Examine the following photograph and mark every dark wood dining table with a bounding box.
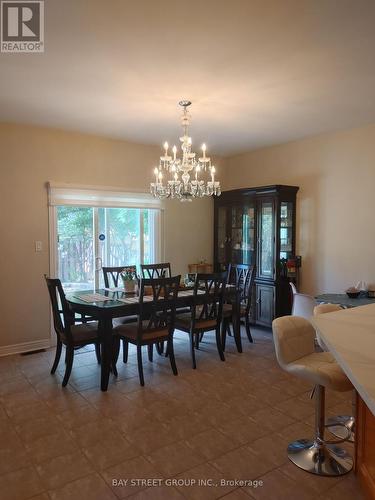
[66,287,239,391]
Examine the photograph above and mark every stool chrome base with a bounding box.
[327,415,355,443]
[287,439,353,476]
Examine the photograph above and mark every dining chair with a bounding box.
[141,262,171,279]
[175,272,227,369]
[222,264,256,350]
[102,265,137,288]
[45,276,117,387]
[102,265,139,362]
[112,275,181,386]
[141,262,190,357]
[141,263,170,357]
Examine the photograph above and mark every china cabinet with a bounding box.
[214,185,299,327]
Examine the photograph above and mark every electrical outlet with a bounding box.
[35,241,43,252]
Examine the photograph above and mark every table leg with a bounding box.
[99,317,113,391]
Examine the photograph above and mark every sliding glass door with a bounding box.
[56,206,160,291]
[57,206,95,290]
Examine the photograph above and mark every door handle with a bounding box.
[95,257,102,271]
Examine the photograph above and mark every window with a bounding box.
[49,184,163,290]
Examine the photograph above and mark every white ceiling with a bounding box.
[1,0,375,155]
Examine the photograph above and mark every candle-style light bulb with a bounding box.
[172,145,177,160]
[195,165,200,181]
[211,166,215,182]
[158,171,163,182]
[163,141,169,153]
[202,143,206,158]
[154,167,158,183]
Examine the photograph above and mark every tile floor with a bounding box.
[0,326,363,500]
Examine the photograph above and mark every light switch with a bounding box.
[35,241,43,252]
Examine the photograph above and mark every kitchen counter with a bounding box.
[316,292,375,309]
[313,304,375,499]
[312,303,375,416]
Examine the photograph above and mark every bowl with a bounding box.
[346,290,361,298]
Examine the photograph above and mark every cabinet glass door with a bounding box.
[230,205,255,265]
[217,206,227,265]
[258,200,274,278]
[280,201,294,260]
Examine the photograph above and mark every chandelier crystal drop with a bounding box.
[150,100,221,201]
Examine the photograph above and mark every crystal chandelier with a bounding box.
[150,100,221,201]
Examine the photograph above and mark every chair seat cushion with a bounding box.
[286,351,353,392]
[68,322,100,345]
[113,321,169,342]
[175,313,217,332]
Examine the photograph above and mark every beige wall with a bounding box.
[2,120,374,349]
[0,124,222,350]
[223,124,375,295]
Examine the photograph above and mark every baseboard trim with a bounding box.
[0,339,52,357]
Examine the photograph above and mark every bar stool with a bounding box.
[313,303,342,315]
[313,304,342,350]
[290,283,317,318]
[272,316,353,476]
[313,304,355,443]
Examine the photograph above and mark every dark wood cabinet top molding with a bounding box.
[216,185,299,203]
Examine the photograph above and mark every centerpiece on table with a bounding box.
[121,266,137,293]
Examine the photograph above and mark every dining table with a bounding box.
[66,286,238,391]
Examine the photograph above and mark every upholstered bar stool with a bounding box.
[272,316,353,476]
[290,283,317,318]
[313,303,342,315]
[313,304,355,442]
[313,304,342,350]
